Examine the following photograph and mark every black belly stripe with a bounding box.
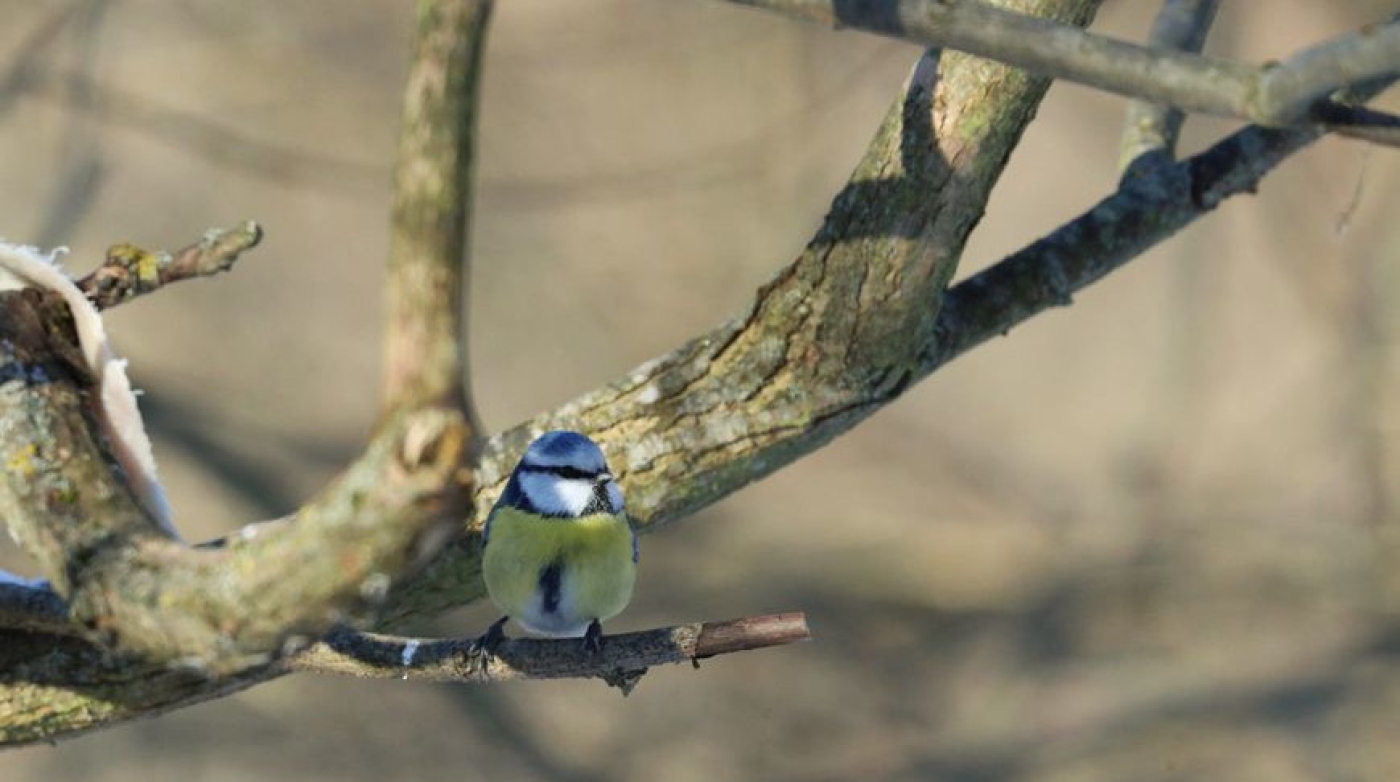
[538,560,563,614]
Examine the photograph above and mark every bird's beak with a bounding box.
[595,472,613,485]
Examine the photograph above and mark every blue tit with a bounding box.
[479,430,637,652]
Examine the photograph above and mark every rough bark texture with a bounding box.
[0,0,487,744]
[0,0,1096,743]
[389,0,1101,624]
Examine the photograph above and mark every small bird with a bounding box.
[480,430,637,652]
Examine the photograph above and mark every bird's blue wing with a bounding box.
[484,472,527,547]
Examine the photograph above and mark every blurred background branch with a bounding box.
[728,0,1400,140]
[1117,0,1220,172]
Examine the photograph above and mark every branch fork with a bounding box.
[1,0,1395,747]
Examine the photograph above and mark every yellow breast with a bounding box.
[482,506,637,636]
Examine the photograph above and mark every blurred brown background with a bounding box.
[2,1,1399,780]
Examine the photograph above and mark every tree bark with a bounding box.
[3,0,1392,747]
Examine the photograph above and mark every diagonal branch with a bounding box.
[929,126,1324,369]
[391,83,1399,629]
[726,0,1400,134]
[1315,101,1400,148]
[389,0,1104,620]
[1,0,1097,742]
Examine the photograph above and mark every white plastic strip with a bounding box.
[0,242,176,537]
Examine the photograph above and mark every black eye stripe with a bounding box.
[521,464,600,481]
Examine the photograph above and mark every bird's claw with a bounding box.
[584,620,604,655]
[477,616,509,654]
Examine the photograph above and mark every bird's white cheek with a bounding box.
[520,473,593,516]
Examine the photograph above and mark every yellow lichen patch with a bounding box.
[135,250,163,286]
[105,242,164,286]
[6,443,37,476]
[104,242,142,266]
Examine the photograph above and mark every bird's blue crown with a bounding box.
[518,430,609,474]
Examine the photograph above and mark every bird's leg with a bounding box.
[584,619,604,655]
[477,616,509,653]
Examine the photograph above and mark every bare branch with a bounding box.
[0,1,492,673]
[931,128,1320,367]
[1315,101,1400,149]
[395,83,1400,631]
[291,613,811,693]
[0,611,807,744]
[77,221,263,310]
[1,0,1096,737]
[382,0,491,414]
[0,301,471,670]
[1118,0,1219,172]
[725,0,1400,131]
[5,0,1390,747]
[389,0,1105,621]
[1259,17,1400,124]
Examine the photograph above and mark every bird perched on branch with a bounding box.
[479,430,638,653]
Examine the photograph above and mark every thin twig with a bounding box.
[77,221,263,310]
[726,0,1400,133]
[1315,101,1400,148]
[291,613,811,694]
[1118,0,1220,173]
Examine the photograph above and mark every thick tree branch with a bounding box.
[726,0,1400,134]
[382,0,490,414]
[292,613,811,693]
[388,0,1103,621]
[1118,0,1219,172]
[77,221,263,310]
[4,0,1386,748]
[2,0,1097,741]
[0,304,470,670]
[0,0,487,676]
[393,79,1400,631]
